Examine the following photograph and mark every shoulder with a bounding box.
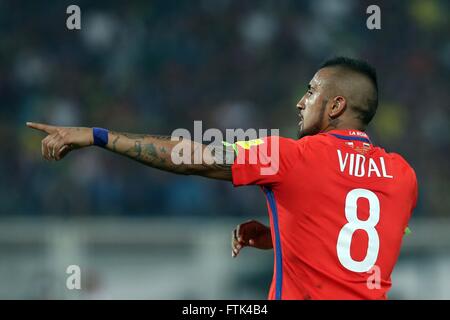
[262,136,300,150]
[385,151,414,171]
[386,151,419,206]
[383,150,418,184]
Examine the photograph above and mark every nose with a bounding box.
[296,99,305,110]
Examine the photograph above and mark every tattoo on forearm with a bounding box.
[108,131,232,180]
[143,143,157,158]
[121,141,167,166]
[119,132,147,140]
[112,135,120,152]
[149,135,173,141]
[135,141,142,159]
[110,131,171,165]
[123,144,137,157]
[144,143,167,165]
[114,132,172,141]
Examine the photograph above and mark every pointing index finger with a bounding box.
[26,122,57,134]
[236,224,241,242]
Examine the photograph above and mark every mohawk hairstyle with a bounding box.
[320,56,378,125]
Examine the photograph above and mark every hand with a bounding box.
[26,122,94,161]
[231,220,272,258]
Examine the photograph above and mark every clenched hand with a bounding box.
[231,219,273,258]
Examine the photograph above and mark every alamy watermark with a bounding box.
[66,264,81,290]
[366,265,381,290]
[170,121,280,176]
[366,5,381,30]
[65,4,381,33]
[66,5,81,30]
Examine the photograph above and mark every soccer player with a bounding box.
[27,57,418,300]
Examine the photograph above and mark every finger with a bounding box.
[232,242,244,258]
[232,236,242,249]
[56,145,70,160]
[26,122,57,134]
[232,230,240,246]
[53,139,67,161]
[42,135,53,160]
[232,228,240,245]
[46,134,61,160]
[236,224,242,242]
[235,244,243,256]
[46,136,57,160]
[231,230,236,250]
[249,239,255,246]
[51,133,67,160]
[53,140,66,160]
[41,136,46,160]
[232,238,241,250]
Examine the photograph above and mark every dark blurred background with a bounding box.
[0,0,449,299]
[1,0,449,218]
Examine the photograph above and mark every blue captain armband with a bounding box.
[93,127,109,147]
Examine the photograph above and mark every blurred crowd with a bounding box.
[0,0,448,218]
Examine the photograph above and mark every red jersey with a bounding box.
[231,129,418,300]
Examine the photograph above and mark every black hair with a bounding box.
[320,56,378,125]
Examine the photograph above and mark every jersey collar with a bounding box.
[326,129,372,144]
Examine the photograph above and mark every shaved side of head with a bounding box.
[319,57,378,126]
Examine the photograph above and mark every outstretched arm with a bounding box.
[26,122,234,181]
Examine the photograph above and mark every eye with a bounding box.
[307,90,313,96]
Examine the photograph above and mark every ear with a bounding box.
[329,96,347,118]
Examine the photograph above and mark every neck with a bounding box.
[321,120,366,133]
